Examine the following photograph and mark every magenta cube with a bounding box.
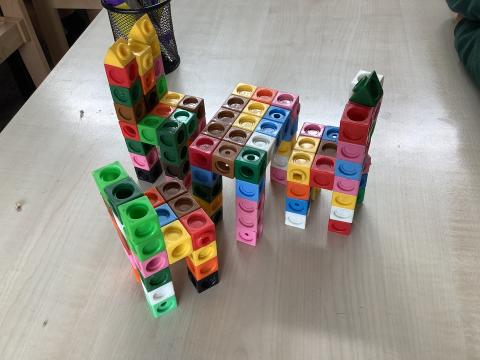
[337,141,366,164]
[272,91,299,113]
[333,177,360,196]
[300,122,325,139]
[133,250,169,278]
[270,167,287,185]
[129,147,159,170]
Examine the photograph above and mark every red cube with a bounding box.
[252,87,278,104]
[310,155,335,190]
[150,103,175,119]
[144,187,165,208]
[328,219,352,236]
[189,134,220,171]
[339,102,375,146]
[119,120,140,141]
[180,208,216,250]
[104,60,138,88]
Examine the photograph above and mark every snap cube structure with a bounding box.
[104,14,206,186]
[92,162,219,318]
[285,70,383,235]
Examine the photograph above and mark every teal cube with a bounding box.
[104,177,143,219]
[138,114,166,146]
[170,109,197,138]
[234,146,267,184]
[110,80,142,106]
[91,161,129,200]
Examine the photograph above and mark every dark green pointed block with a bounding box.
[234,146,267,184]
[110,80,142,106]
[350,71,383,107]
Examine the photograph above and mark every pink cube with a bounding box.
[270,167,287,185]
[129,147,159,170]
[337,141,366,164]
[154,56,165,78]
[133,251,169,278]
[300,122,324,139]
[362,154,371,174]
[236,224,258,246]
[236,197,262,219]
[272,91,299,112]
[333,177,360,196]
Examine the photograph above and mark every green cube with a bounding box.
[125,139,155,156]
[129,228,165,261]
[141,267,172,292]
[148,295,177,318]
[350,71,383,107]
[170,109,197,138]
[110,80,142,106]
[138,114,166,146]
[157,119,187,149]
[160,144,188,166]
[356,187,366,205]
[234,146,267,184]
[91,161,129,200]
[104,177,143,219]
[156,74,168,99]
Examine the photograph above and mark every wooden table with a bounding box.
[1,2,479,359]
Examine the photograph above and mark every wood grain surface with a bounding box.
[0,1,479,359]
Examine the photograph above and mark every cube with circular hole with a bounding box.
[223,127,252,147]
[270,167,287,185]
[140,67,155,95]
[162,160,190,179]
[161,220,193,264]
[294,136,320,154]
[104,177,144,218]
[234,146,267,184]
[286,181,311,200]
[142,281,175,306]
[287,150,314,186]
[128,14,156,45]
[235,177,265,202]
[329,206,355,224]
[236,223,259,246]
[252,87,277,104]
[211,206,223,224]
[160,144,188,166]
[192,193,222,217]
[328,218,352,236]
[140,266,172,292]
[310,154,335,190]
[191,166,221,187]
[236,195,264,222]
[300,122,325,139]
[118,196,162,242]
[119,120,140,141]
[232,114,261,132]
[104,38,135,68]
[232,83,257,98]
[188,241,217,267]
[255,119,282,144]
[144,187,165,208]
[276,140,293,157]
[186,256,218,281]
[157,178,187,202]
[134,250,169,278]
[114,99,146,125]
[168,194,200,218]
[316,140,337,157]
[180,208,215,250]
[155,74,168,99]
[137,114,166,146]
[104,60,138,88]
[360,173,368,188]
[92,161,129,200]
[153,55,164,77]
[357,187,366,204]
[110,80,142,107]
[128,40,154,76]
[245,132,276,163]
[129,147,159,170]
[155,203,177,227]
[211,108,240,126]
[285,197,310,215]
[148,294,177,317]
[170,109,197,138]
[222,94,248,112]
[159,91,185,107]
[331,191,357,210]
[144,86,158,113]
[321,125,340,143]
[334,159,362,181]
[189,134,220,171]
[177,95,205,120]
[339,102,375,145]
[134,161,162,183]
[192,176,222,202]
[187,269,219,293]
[157,119,188,150]
[362,154,371,174]
[212,140,242,178]
[202,120,230,139]
[337,141,366,164]
[264,105,290,134]
[243,100,268,118]
[272,91,299,112]
[284,211,307,229]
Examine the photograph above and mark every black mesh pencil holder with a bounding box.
[101,0,180,73]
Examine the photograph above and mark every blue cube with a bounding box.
[255,119,282,144]
[322,126,339,143]
[334,159,363,181]
[155,204,177,227]
[285,197,310,215]
[360,173,368,188]
[191,165,220,187]
[236,177,266,201]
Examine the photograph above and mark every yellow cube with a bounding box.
[294,136,320,154]
[162,220,193,264]
[149,38,162,58]
[331,192,357,210]
[287,150,314,185]
[276,140,292,157]
[232,114,261,132]
[160,91,185,107]
[188,241,217,266]
[104,38,135,68]
[232,83,256,98]
[128,14,157,44]
[243,100,268,118]
[128,40,153,76]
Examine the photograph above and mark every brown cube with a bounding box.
[156,178,187,202]
[316,140,337,157]
[222,95,248,112]
[114,99,146,125]
[202,120,230,139]
[177,95,205,119]
[212,141,242,178]
[224,127,252,147]
[211,108,240,126]
[168,193,200,218]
